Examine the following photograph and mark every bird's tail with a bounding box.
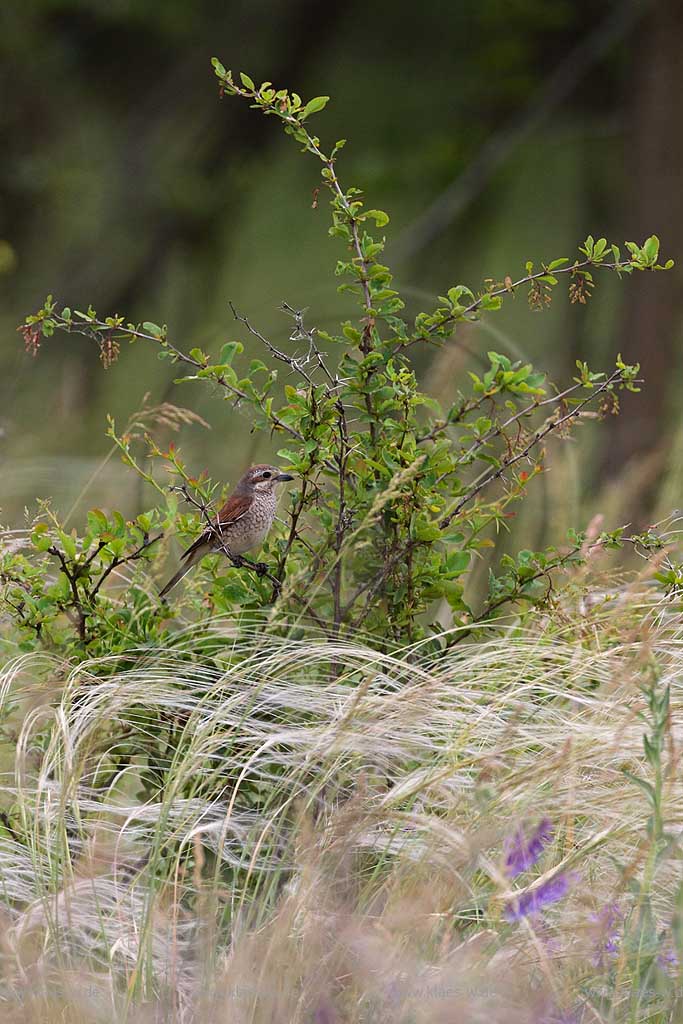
[159,545,207,600]
[159,563,194,600]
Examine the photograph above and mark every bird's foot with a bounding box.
[254,561,269,577]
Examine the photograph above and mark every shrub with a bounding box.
[12,63,673,656]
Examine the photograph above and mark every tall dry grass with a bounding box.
[0,598,681,1022]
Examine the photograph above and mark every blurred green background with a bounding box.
[1,0,681,551]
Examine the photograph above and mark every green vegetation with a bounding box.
[0,58,681,1023]
[12,65,672,654]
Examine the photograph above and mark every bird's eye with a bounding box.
[262,471,272,479]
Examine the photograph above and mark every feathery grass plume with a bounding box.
[0,601,681,1018]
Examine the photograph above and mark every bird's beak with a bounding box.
[276,472,294,482]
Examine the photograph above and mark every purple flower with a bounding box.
[504,872,574,922]
[589,902,623,966]
[504,818,554,878]
[657,945,679,974]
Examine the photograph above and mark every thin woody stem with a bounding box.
[48,315,306,442]
[90,533,163,599]
[229,301,315,385]
[419,259,628,341]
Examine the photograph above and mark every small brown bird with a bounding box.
[159,464,294,598]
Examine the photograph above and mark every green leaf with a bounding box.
[364,209,389,228]
[142,322,163,338]
[302,96,329,118]
[276,448,300,464]
[31,532,52,552]
[643,235,659,262]
[87,509,108,535]
[342,324,361,343]
[218,341,243,364]
[58,531,77,560]
[622,769,657,807]
[411,515,441,541]
[239,72,255,90]
[443,550,470,576]
[593,237,607,259]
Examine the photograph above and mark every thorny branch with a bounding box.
[229,301,356,621]
[229,301,316,385]
[280,301,338,386]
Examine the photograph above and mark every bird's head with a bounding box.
[241,464,295,493]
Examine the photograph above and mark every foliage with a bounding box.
[11,63,674,654]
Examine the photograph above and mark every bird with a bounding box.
[159,464,294,598]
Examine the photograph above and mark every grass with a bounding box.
[0,595,681,1022]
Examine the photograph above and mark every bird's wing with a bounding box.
[181,494,252,561]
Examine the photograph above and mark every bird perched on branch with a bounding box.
[159,464,294,598]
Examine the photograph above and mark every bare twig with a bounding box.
[229,301,315,385]
[90,533,163,600]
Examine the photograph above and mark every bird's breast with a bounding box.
[213,492,276,555]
